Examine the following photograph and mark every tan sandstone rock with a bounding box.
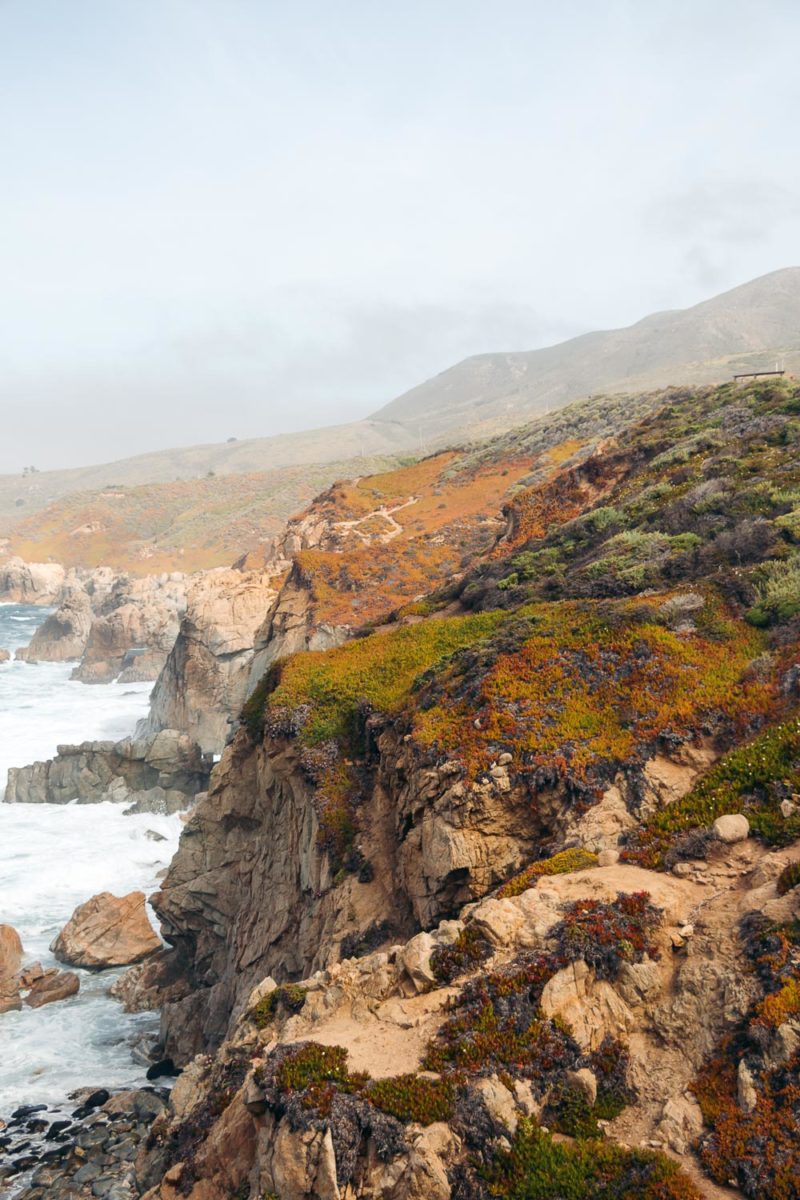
[0,923,24,1013]
[714,814,750,843]
[51,890,161,969]
[539,959,636,1051]
[25,968,80,1007]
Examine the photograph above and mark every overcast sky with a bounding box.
[1,0,800,472]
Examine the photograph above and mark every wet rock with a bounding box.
[51,891,161,969]
[5,729,209,809]
[12,1104,47,1120]
[25,969,80,1007]
[0,922,24,1012]
[145,1058,179,1081]
[16,590,93,663]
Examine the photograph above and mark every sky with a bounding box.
[1,0,800,472]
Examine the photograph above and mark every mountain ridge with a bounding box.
[2,267,799,553]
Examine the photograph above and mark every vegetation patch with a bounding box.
[691,915,800,1199]
[552,892,662,980]
[413,593,769,784]
[251,984,309,1028]
[776,860,800,896]
[366,1073,459,1124]
[622,713,800,869]
[458,1118,701,1199]
[499,848,599,899]
[431,926,493,984]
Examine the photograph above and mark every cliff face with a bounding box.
[143,568,282,753]
[148,716,554,1061]
[29,377,800,1200]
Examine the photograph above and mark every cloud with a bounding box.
[0,295,582,472]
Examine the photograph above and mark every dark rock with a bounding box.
[46,1120,73,1139]
[145,1058,179,1080]
[12,1104,47,1119]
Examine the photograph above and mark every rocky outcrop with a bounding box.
[0,556,66,603]
[141,721,568,1062]
[0,929,82,1013]
[72,573,188,683]
[246,559,346,693]
[144,568,281,753]
[0,923,24,1013]
[4,728,211,811]
[15,588,93,662]
[51,891,161,969]
[125,837,800,1200]
[24,967,80,1007]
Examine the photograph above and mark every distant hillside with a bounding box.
[3,453,405,573]
[1,267,798,560]
[375,266,800,439]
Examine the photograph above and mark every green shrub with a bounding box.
[776,860,800,896]
[477,1119,701,1199]
[367,1074,457,1124]
[251,984,308,1027]
[747,554,800,626]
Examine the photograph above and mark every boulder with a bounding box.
[0,924,24,1013]
[737,1059,758,1112]
[16,589,93,662]
[51,891,161,969]
[0,648,9,663]
[0,557,66,604]
[24,968,80,1008]
[656,1093,704,1154]
[401,932,437,991]
[0,923,23,978]
[539,959,636,1051]
[564,1067,598,1106]
[713,814,750,843]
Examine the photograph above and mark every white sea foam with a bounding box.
[0,605,180,1110]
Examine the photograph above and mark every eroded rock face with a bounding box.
[144,568,280,753]
[0,556,65,604]
[15,588,93,662]
[145,723,555,1062]
[4,728,210,809]
[51,890,161,969]
[72,574,188,684]
[126,839,800,1200]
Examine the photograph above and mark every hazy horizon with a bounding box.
[3,0,800,472]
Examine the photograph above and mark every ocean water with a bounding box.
[0,604,182,1112]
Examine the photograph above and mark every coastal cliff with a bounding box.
[8,378,800,1200]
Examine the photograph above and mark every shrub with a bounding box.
[472,1119,701,1199]
[748,554,800,626]
[431,927,493,983]
[552,892,662,980]
[367,1074,458,1124]
[251,984,309,1028]
[776,861,800,896]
